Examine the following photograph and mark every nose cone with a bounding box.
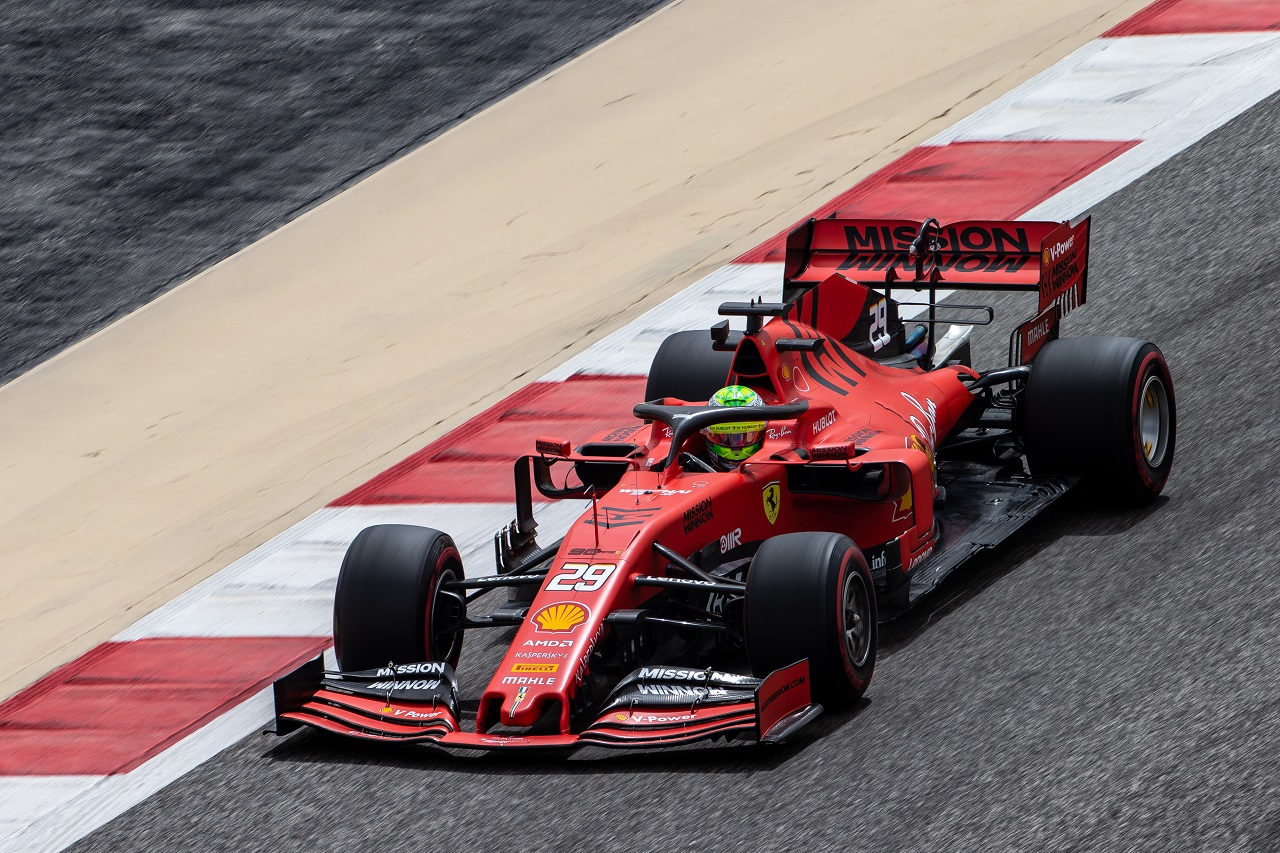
[482,596,606,731]
[477,471,745,733]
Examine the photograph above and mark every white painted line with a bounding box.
[1027,34,1280,220]
[116,501,586,640]
[0,688,276,853]
[929,33,1280,146]
[3,501,587,847]
[0,777,98,844]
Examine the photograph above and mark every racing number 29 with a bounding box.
[868,298,890,351]
[546,563,617,592]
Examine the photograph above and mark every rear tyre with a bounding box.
[745,532,877,707]
[333,524,466,672]
[644,330,735,403]
[1022,336,1175,503]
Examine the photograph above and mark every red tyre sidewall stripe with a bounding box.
[427,544,462,662]
[835,546,872,689]
[835,549,852,676]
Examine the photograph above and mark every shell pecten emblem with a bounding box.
[532,601,590,633]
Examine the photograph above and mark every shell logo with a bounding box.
[532,601,589,633]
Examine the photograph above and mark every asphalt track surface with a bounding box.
[71,92,1280,852]
[0,0,665,385]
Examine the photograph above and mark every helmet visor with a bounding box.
[704,420,765,449]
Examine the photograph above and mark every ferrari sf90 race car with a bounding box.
[273,215,1175,751]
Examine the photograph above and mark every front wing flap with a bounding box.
[272,659,819,750]
[273,657,463,742]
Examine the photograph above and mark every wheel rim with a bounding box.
[1138,375,1170,467]
[841,568,872,669]
[429,567,464,662]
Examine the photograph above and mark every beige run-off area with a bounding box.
[0,0,1153,699]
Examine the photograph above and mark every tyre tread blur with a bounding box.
[1023,335,1175,502]
[745,531,876,707]
[333,524,457,672]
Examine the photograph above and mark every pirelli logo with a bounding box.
[512,663,559,674]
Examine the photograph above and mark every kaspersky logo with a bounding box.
[531,602,589,633]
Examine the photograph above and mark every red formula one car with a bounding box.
[273,215,1175,750]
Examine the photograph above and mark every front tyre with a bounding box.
[745,532,877,707]
[333,524,466,672]
[1022,336,1176,502]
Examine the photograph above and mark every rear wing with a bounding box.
[781,217,1090,365]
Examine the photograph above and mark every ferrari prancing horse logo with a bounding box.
[762,481,781,525]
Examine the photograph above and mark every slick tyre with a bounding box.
[644,330,735,403]
[1022,336,1175,503]
[745,532,877,707]
[333,524,466,672]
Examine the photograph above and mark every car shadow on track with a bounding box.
[881,492,1169,653]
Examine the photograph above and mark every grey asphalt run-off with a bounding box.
[70,90,1280,852]
[0,0,667,385]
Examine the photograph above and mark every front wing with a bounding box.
[272,658,820,751]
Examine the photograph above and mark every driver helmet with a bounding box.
[703,385,765,465]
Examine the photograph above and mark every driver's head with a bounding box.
[703,385,765,467]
